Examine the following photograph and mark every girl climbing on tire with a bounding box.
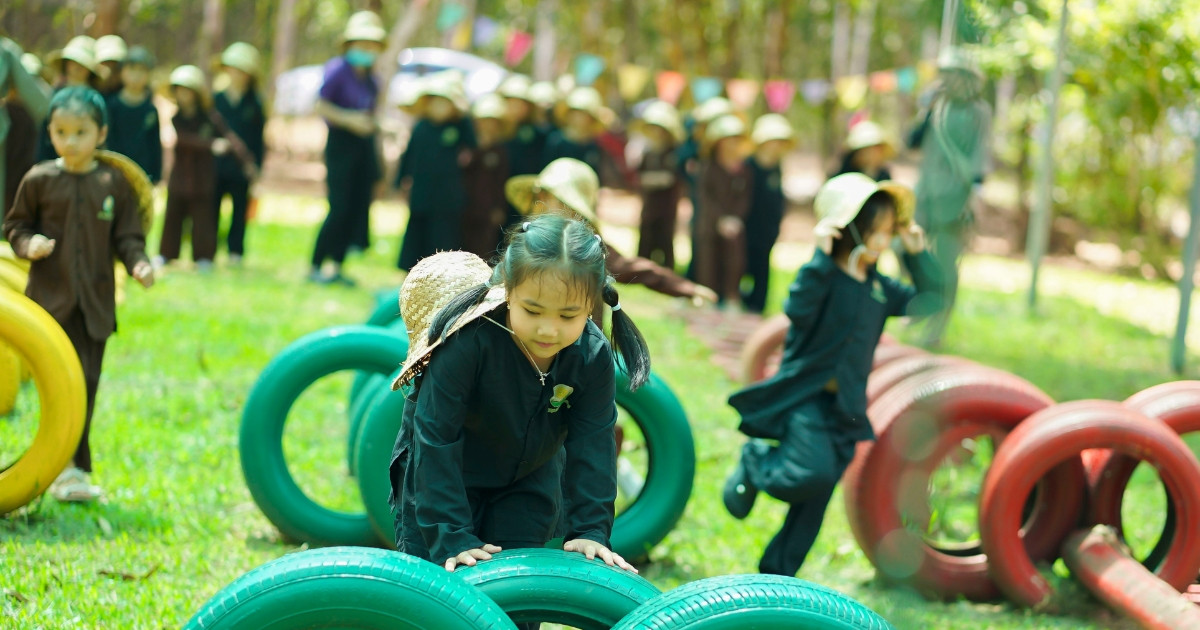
[388,215,649,586]
[721,173,943,577]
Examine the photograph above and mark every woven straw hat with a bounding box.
[528,81,559,109]
[96,150,154,237]
[95,35,127,64]
[556,86,614,128]
[53,36,108,79]
[221,42,262,76]
[505,158,599,226]
[472,93,507,120]
[391,251,504,390]
[845,120,896,157]
[705,113,747,144]
[20,53,43,78]
[342,11,387,45]
[419,70,468,111]
[813,173,914,247]
[937,46,981,77]
[691,97,733,125]
[499,74,533,102]
[169,65,208,97]
[751,113,795,147]
[634,100,685,144]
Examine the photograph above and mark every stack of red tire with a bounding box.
[739,317,1200,625]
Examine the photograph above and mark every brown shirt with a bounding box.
[3,160,149,340]
[461,144,510,259]
[169,109,218,198]
[693,159,751,292]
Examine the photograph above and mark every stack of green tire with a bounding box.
[184,547,896,629]
[239,289,699,560]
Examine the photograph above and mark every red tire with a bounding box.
[843,365,1070,602]
[870,343,926,371]
[865,354,971,408]
[739,314,789,384]
[980,400,1200,609]
[1089,381,1200,569]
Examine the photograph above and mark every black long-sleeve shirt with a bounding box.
[105,92,163,183]
[729,248,943,442]
[213,90,266,182]
[394,311,617,563]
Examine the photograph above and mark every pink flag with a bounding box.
[504,30,534,67]
[763,79,796,113]
[656,71,687,106]
[725,78,760,110]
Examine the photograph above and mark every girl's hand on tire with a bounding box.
[445,544,502,571]
[564,539,638,573]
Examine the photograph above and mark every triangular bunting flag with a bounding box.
[656,71,687,106]
[504,30,534,67]
[618,64,652,102]
[917,60,939,85]
[436,3,468,33]
[835,75,869,109]
[451,21,472,50]
[473,16,498,47]
[690,76,724,105]
[763,79,796,113]
[725,78,760,110]
[800,79,831,105]
[574,54,606,87]
[896,67,918,94]
[869,70,898,94]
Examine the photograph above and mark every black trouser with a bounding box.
[214,174,250,256]
[741,231,778,313]
[312,130,377,268]
[161,193,216,262]
[743,393,860,576]
[60,310,108,473]
[637,193,677,269]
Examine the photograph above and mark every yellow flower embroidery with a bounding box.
[548,384,574,413]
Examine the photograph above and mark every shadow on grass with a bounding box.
[2,494,174,543]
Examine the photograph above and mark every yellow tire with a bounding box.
[0,262,27,293]
[0,286,86,514]
[0,341,19,415]
[0,242,30,272]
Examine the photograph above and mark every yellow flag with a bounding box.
[835,75,869,110]
[618,64,652,102]
[917,60,939,85]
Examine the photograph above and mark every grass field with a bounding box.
[3,193,1199,629]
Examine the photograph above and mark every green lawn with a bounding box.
[4,194,1198,629]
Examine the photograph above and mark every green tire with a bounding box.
[346,316,407,426]
[454,548,660,629]
[183,547,517,630]
[610,574,896,630]
[346,372,390,475]
[365,288,402,327]
[239,325,408,547]
[610,370,695,561]
[354,366,696,558]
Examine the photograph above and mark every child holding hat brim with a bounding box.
[213,42,267,265]
[741,113,795,313]
[104,46,162,185]
[542,86,609,177]
[506,158,717,324]
[722,173,943,577]
[394,71,476,271]
[308,10,387,286]
[694,113,752,309]
[631,100,685,269]
[834,120,895,182]
[459,93,511,259]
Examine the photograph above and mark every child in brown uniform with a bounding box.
[632,101,685,269]
[3,86,155,502]
[158,65,227,271]
[459,93,511,260]
[694,114,752,309]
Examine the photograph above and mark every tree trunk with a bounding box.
[823,1,852,161]
[197,0,225,73]
[533,0,558,80]
[92,0,122,36]
[848,0,876,78]
[378,0,432,88]
[270,0,299,101]
[764,1,787,79]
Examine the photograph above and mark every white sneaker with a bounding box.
[49,467,102,502]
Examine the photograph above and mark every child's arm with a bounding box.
[2,172,51,259]
[782,256,834,334]
[111,176,153,287]
[881,224,944,317]
[409,335,489,567]
[603,245,718,304]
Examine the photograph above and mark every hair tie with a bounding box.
[522,221,531,232]
[594,234,602,242]
[610,303,622,312]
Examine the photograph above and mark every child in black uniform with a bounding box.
[389,214,648,577]
[213,42,266,265]
[722,173,943,577]
[542,86,608,177]
[104,46,162,185]
[741,114,795,313]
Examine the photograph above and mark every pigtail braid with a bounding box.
[603,276,651,391]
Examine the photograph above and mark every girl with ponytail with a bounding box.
[388,214,649,594]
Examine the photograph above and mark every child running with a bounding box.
[388,214,647,580]
[3,86,155,502]
[722,173,943,576]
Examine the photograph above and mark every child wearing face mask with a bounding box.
[394,72,476,271]
[721,173,943,578]
[388,217,647,617]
